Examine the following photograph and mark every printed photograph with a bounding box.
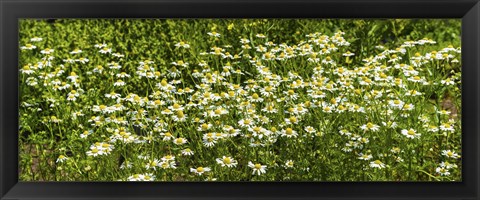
[18,19,461,181]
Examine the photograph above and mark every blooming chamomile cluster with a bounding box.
[19,25,461,181]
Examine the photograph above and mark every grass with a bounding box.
[19,19,461,181]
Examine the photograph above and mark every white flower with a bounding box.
[342,51,355,56]
[40,48,54,54]
[30,37,43,42]
[207,32,221,37]
[280,128,298,138]
[442,150,460,159]
[369,160,385,168]
[441,78,455,85]
[56,155,68,163]
[128,173,155,181]
[94,43,107,48]
[357,153,373,160]
[20,44,36,50]
[216,156,238,167]
[99,47,112,54]
[360,122,380,132]
[284,160,294,168]
[401,128,421,139]
[174,41,190,48]
[439,122,455,132]
[248,161,267,175]
[181,148,194,156]
[114,80,125,87]
[70,48,83,54]
[190,167,211,175]
[86,147,103,157]
[255,34,266,38]
[173,137,188,145]
[304,126,317,134]
[436,167,450,176]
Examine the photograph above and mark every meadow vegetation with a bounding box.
[19,19,461,181]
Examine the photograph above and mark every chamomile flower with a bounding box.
[30,37,43,42]
[70,48,83,54]
[207,31,221,37]
[435,167,450,176]
[99,47,112,54]
[304,126,317,134]
[173,137,188,145]
[280,128,298,138]
[357,153,373,160]
[181,148,194,156]
[369,160,386,168]
[190,166,211,175]
[442,150,460,159]
[86,147,103,157]
[160,132,174,141]
[284,160,294,168]
[439,122,455,132]
[238,118,254,128]
[56,155,69,163]
[248,161,267,175]
[216,156,238,167]
[40,48,54,54]
[174,41,190,48]
[401,128,421,139]
[21,44,37,50]
[145,159,160,170]
[360,122,380,132]
[437,110,451,115]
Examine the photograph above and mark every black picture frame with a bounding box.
[1,0,479,199]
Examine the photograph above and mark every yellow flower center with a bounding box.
[176,111,184,117]
[196,167,204,172]
[265,86,272,92]
[254,164,262,169]
[173,103,181,109]
[223,158,231,164]
[367,123,374,129]
[161,79,168,86]
[289,116,297,123]
[407,129,415,135]
[201,123,209,130]
[286,128,293,135]
[330,98,337,104]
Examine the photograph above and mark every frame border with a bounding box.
[1,0,479,199]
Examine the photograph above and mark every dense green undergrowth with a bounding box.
[19,19,461,181]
